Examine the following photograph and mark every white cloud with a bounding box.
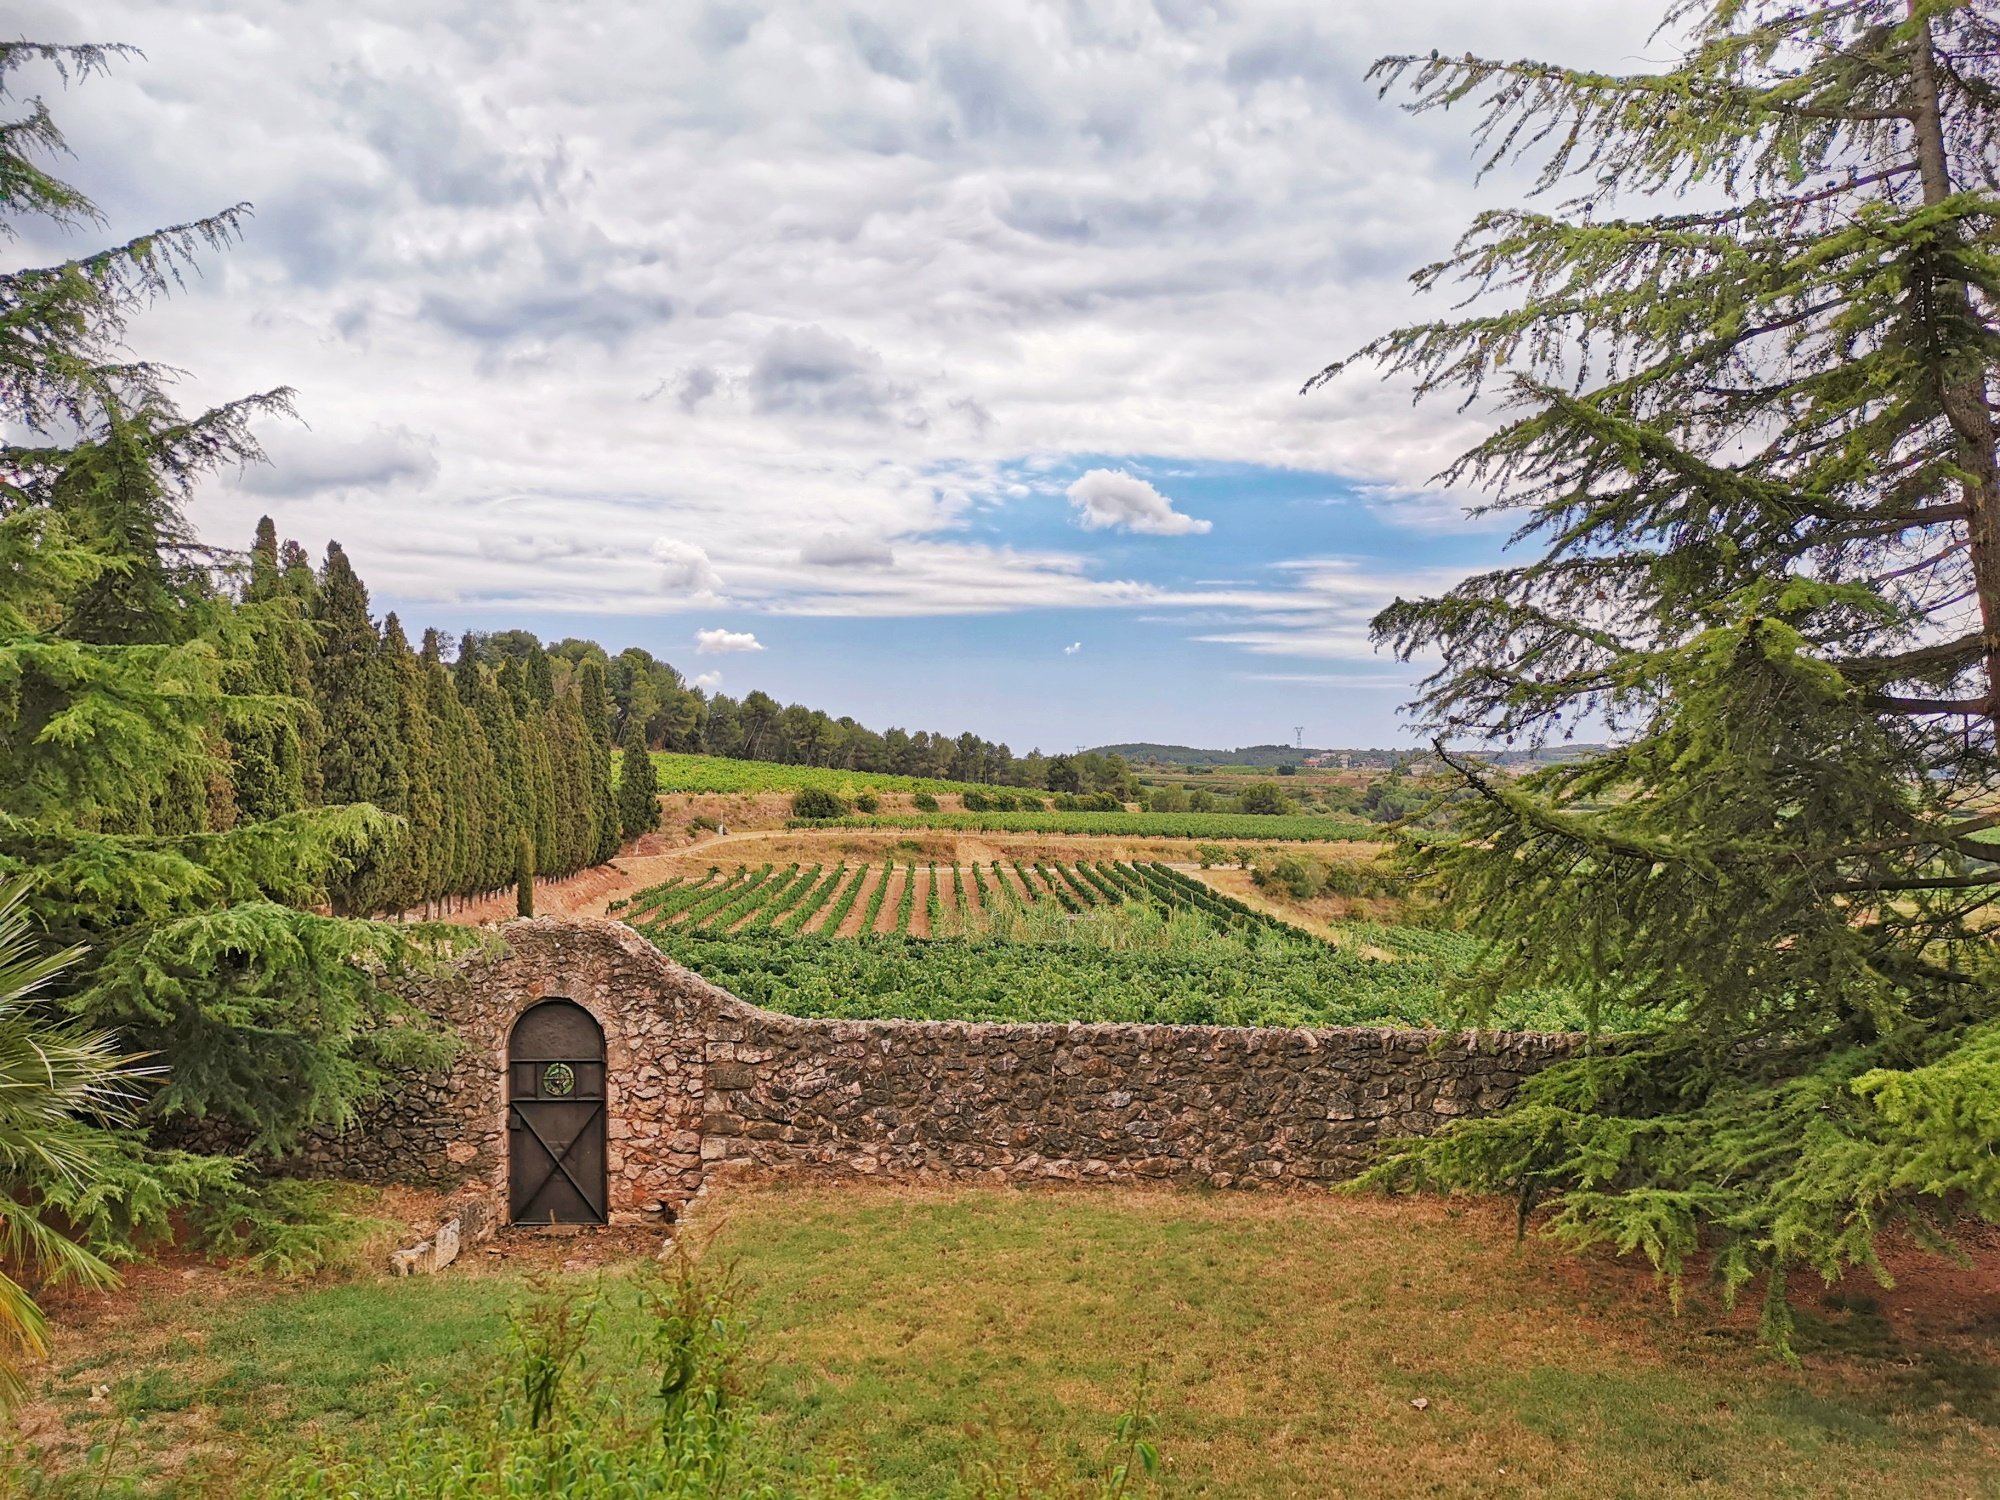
[692,670,723,691]
[1063,641,1083,656]
[1065,469,1211,537]
[694,627,764,654]
[651,539,724,599]
[59,0,1662,690]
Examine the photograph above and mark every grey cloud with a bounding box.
[800,532,896,568]
[421,283,674,348]
[932,39,1048,139]
[676,365,720,411]
[694,3,758,53]
[240,425,439,498]
[749,324,909,424]
[256,175,396,289]
[338,70,542,209]
[848,17,921,82]
[1224,26,1347,88]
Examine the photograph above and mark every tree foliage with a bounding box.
[1316,0,2000,1345]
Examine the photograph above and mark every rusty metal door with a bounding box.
[507,999,607,1224]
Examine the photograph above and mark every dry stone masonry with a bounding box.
[307,918,1582,1221]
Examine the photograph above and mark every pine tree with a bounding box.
[1315,1,2000,1345]
[617,713,661,841]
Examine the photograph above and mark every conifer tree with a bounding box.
[380,614,444,914]
[418,643,476,912]
[1316,0,2000,1344]
[228,517,317,824]
[516,832,535,918]
[617,713,661,841]
[312,543,402,811]
[0,43,457,1167]
[577,657,622,864]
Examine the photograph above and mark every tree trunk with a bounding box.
[1908,2,2000,738]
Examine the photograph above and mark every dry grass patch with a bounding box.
[707,1182,2000,1500]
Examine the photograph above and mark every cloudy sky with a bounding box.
[11,0,1664,751]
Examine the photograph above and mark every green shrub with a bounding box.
[1194,843,1228,869]
[1255,854,1326,900]
[792,788,850,820]
[1236,782,1293,816]
[1053,791,1123,813]
[913,792,941,812]
[853,790,880,813]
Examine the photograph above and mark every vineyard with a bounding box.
[620,861,1610,1032]
[640,751,995,799]
[789,809,1378,842]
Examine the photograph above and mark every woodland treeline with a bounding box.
[583,634,1128,793]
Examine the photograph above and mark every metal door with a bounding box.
[507,999,607,1224]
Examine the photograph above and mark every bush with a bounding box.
[1236,782,1293,816]
[792,788,850,820]
[1052,791,1123,813]
[1194,843,1228,869]
[912,792,940,812]
[1254,854,1326,900]
[853,790,880,813]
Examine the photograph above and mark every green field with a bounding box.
[791,809,1378,841]
[28,1187,1998,1498]
[625,861,1607,1031]
[641,750,995,798]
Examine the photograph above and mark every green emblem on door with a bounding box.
[542,1062,576,1097]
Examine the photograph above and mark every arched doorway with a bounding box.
[507,999,608,1224]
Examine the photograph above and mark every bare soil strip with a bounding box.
[872,866,909,935]
[833,865,884,938]
[906,867,933,938]
[795,864,856,935]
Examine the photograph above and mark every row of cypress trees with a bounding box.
[231,519,660,917]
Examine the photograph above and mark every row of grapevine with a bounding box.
[626,858,1322,945]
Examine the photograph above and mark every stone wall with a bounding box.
[305,918,1581,1220]
[701,1012,1570,1190]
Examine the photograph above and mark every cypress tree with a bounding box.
[516,831,535,918]
[469,660,528,891]
[578,657,621,864]
[1318,0,2000,1345]
[379,614,444,914]
[228,518,317,824]
[312,543,402,811]
[420,646,475,914]
[617,713,660,841]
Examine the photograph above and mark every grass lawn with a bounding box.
[17,1185,1999,1498]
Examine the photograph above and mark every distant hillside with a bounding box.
[1095,741,1607,769]
[1094,743,1311,767]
